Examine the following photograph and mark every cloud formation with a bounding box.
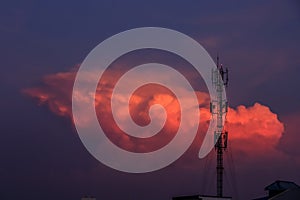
[23,67,284,158]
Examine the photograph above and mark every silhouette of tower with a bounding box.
[210,55,229,197]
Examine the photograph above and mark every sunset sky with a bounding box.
[1,1,300,199]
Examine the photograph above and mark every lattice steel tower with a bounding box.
[210,55,229,197]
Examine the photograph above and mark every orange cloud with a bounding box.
[23,69,76,118]
[23,67,284,158]
[226,104,284,162]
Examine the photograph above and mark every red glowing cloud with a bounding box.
[23,69,76,119]
[23,67,285,157]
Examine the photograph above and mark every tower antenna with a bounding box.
[210,55,229,197]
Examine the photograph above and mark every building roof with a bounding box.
[172,195,232,200]
[269,188,300,200]
[265,180,300,191]
[252,197,268,200]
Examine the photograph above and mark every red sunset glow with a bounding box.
[23,67,284,158]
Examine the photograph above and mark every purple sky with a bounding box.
[1,1,300,199]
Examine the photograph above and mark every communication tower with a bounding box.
[210,55,229,197]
